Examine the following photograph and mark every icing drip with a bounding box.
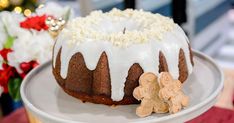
[53,9,193,101]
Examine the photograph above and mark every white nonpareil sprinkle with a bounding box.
[60,9,176,47]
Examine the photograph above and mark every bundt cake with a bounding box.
[52,9,194,105]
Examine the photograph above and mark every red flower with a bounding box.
[0,48,14,92]
[30,61,39,68]
[19,73,26,79]
[0,47,39,92]
[20,62,31,73]
[19,61,39,78]
[0,60,39,92]
[0,64,15,93]
[0,48,12,61]
[20,14,49,31]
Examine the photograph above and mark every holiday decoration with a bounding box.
[46,16,66,38]
[0,2,72,104]
[20,14,49,31]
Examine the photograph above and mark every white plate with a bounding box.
[20,51,224,123]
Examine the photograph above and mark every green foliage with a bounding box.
[8,78,22,101]
[3,35,14,48]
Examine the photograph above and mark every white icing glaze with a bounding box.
[53,9,193,101]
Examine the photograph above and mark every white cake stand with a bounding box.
[20,51,223,123]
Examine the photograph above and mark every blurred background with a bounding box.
[0,0,234,122]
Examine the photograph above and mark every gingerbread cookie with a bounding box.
[158,72,189,113]
[133,72,169,117]
[133,72,190,117]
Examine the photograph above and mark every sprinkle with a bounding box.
[61,9,176,47]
